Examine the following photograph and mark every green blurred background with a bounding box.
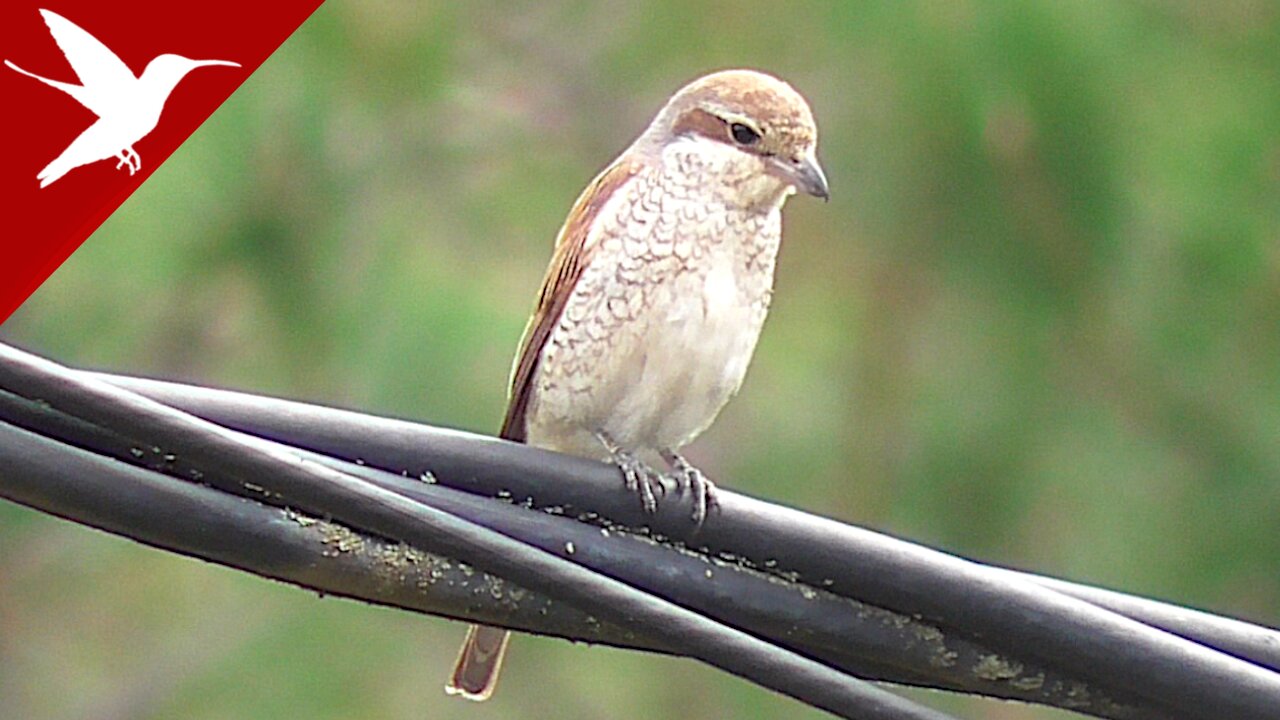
[3,1,1279,718]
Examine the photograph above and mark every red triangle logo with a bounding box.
[0,1,324,321]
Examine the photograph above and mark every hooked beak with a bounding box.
[775,151,829,201]
[195,60,241,69]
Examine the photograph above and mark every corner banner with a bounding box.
[0,1,324,321]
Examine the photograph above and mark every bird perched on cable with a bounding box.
[446,68,828,701]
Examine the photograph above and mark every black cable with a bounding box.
[0,342,959,720]
[0,397,640,647]
[988,566,1280,673]
[87,369,1280,719]
[0,385,1153,719]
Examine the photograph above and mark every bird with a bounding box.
[5,9,239,188]
[445,68,828,702]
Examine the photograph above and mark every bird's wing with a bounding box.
[499,156,646,441]
[39,9,136,113]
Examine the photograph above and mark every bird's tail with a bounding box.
[5,59,39,80]
[445,624,511,701]
[5,60,63,91]
[37,157,73,188]
[8,59,78,187]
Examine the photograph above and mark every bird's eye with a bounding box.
[730,122,761,146]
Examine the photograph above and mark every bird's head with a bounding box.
[140,54,240,90]
[642,69,828,205]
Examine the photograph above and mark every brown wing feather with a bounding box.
[499,157,645,442]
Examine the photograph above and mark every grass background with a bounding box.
[3,1,1279,718]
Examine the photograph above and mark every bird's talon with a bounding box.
[598,431,665,515]
[687,473,717,525]
[626,461,663,514]
[661,452,718,525]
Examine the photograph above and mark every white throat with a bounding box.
[661,135,793,212]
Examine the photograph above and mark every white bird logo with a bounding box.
[5,9,239,188]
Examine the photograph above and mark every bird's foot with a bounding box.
[596,431,665,515]
[114,149,139,175]
[662,450,718,525]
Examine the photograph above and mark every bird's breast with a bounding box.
[523,150,789,454]
[527,190,781,457]
[637,238,774,445]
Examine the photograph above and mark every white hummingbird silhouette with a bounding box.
[5,9,239,188]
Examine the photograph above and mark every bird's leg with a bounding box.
[596,431,665,515]
[125,147,140,174]
[661,449,718,525]
[115,151,130,171]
